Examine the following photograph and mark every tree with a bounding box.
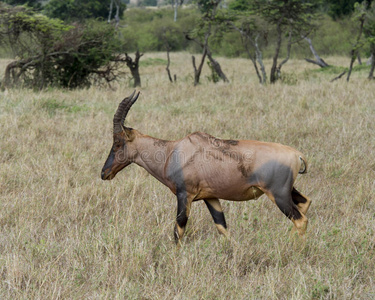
[347,2,367,81]
[229,14,268,84]
[228,0,318,83]
[186,0,229,86]
[108,0,122,28]
[251,0,318,83]
[326,0,372,20]
[44,0,126,22]
[0,3,125,89]
[172,0,185,22]
[124,51,143,87]
[304,36,330,68]
[364,3,375,79]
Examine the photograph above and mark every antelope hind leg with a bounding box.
[291,188,312,215]
[266,190,308,237]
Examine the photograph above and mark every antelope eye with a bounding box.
[113,141,121,150]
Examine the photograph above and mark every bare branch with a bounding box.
[330,71,347,82]
[276,30,292,79]
[304,37,329,68]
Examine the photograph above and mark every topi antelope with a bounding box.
[101,91,311,246]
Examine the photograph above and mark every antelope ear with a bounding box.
[123,127,135,142]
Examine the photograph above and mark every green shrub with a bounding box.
[1,4,124,89]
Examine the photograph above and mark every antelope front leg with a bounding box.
[174,191,193,247]
[204,198,229,238]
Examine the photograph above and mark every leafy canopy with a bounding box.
[44,0,126,22]
[1,3,124,89]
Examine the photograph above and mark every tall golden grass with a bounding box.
[0,53,374,299]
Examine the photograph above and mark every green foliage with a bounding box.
[0,4,72,58]
[364,3,375,51]
[44,0,126,22]
[139,0,158,6]
[294,16,356,57]
[206,60,220,82]
[120,8,199,52]
[196,0,220,15]
[3,0,42,9]
[327,0,371,20]
[114,7,364,59]
[252,0,318,32]
[228,0,252,12]
[1,4,124,88]
[51,21,121,88]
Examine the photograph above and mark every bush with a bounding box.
[1,4,124,89]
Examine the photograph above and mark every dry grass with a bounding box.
[1,53,375,299]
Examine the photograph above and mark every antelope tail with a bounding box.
[299,155,308,174]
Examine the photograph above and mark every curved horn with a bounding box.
[113,90,140,134]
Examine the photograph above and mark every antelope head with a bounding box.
[101,91,140,180]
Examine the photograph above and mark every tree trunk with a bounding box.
[347,14,365,82]
[357,51,362,65]
[330,71,347,82]
[125,51,143,87]
[304,37,329,68]
[206,48,229,83]
[232,23,265,84]
[276,30,292,79]
[114,0,120,29]
[166,47,175,83]
[2,58,34,88]
[108,0,113,23]
[174,0,178,22]
[3,61,17,88]
[366,54,373,66]
[270,22,282,83]
[254,36,267,84]
[369,48,375,80]
[369,59,375,79]
[108,0,120,28]
[192,49,207,86]
[244,44,262,84]
[186,29,211,86]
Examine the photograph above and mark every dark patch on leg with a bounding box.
[291,188,307,205]
[174,190,189,243]
[204,200,227,229]
[166,149,190,243]
[291,188,311,215]
[176,191,188,227]
[274,193,303,221]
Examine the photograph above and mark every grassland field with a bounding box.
[0,52,375,299]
